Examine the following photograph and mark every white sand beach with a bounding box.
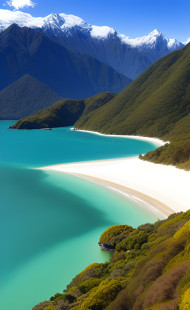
[41,153,190,218]
[73,128,167,147]
[39,130,190,218]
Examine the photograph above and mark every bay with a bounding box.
[0,121,161,310]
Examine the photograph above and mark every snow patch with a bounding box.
[91,25,115,39]
[183,37,190,45]
[167,38,181,49]
[59,13,87,28]
[119,29,163,47]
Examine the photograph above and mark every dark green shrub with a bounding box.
[99,225,133,247]
[116,230,148,251]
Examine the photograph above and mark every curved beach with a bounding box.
[40,133,190,217]
[75,129,167,147]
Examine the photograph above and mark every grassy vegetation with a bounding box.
[10,99,85,129]
[33,210,190,310]
[140,139,190,170]
[10,92,115,129]
[75,44,190,138]
[75,43,190,170]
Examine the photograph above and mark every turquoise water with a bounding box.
[0,121,161,310]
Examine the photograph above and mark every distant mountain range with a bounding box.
[0,9,189,120]
[0,23,130,119]
[0,9,187,79]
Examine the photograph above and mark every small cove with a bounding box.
[0,121,163,310]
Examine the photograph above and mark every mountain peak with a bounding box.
[59,13,87,28]
[149,29,162,36]
[44,12,87,29]
[118,29,164,48]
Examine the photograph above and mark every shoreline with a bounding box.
[61,172,174,218]
[40,155,190,218]
[39,131,189,218]
[72,128,167,147]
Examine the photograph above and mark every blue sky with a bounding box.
[1,0,190,41]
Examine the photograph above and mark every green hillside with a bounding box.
[10,44,190,168]
[0,75,62,120]
[10,92,115,129]
[75,43,190,139]
[33,210,190,310]
[75,43,190,169]
[140,139,190,170]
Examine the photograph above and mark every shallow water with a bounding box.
[0,121,161,310]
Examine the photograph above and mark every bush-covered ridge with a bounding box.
[140,139,190,170]
[33,210,190,310]
[75,43,190,170]
[10,92,115,129]
[75,43,190,139]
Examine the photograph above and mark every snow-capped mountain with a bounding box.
[118,29,182,49]
[0,9,89,31]
[0,9,186,79]
[0,24,131,99]
[183,37,190,45]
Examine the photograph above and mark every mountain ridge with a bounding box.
[0,74,62,120]
[0,9,185,48]
[0,24,130,100]
[0,9,186,79]
[9,92,116,129]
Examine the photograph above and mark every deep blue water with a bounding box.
[0,121,160,310]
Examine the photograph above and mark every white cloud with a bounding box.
[7,0,36,10]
